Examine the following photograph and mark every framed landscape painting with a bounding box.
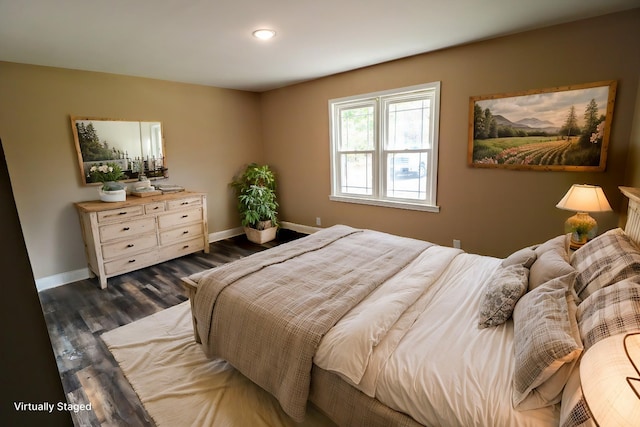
[468,80,616,171]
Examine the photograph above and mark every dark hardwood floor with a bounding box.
[38,229,305,427]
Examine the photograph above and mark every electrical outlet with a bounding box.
[453,239,461,249]
[316,217,322,226]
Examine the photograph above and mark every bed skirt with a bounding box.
[310,365,423,427]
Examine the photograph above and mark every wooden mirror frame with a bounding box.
[70,116,168,185]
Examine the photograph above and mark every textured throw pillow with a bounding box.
[512,272,582,410]
[570,228,640,300]
[478,265,529,329]
[576,279,640,351]
[502,247,537,269]
[529,235,574,292]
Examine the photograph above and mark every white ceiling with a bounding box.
[1,0,638,92]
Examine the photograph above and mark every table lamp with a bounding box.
[556,184,612,249]
[580,332,640,427]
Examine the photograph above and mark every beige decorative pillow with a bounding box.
[478,265,529,329]
[512,272,582,410]
[529,235,574,292]
[502,247,537,269]
[534,234,570,257]
[570,228,640,300]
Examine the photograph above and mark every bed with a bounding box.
[182,186,640,427]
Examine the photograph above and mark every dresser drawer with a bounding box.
[160,237,205,260]
[97,205,144,223]
[104,250,159,276]
[159,223,203,245]
[99,217,156,242]
[158,207,202,229]
[102,233,157,260]
[144,202,165,215]
[166,197,202,210]
[75,191,207,289]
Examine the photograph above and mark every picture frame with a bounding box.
[468,80,617,171]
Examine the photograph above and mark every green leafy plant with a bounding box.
[231,163,279,229]
[572,223,590,235]
[88,162,126,190]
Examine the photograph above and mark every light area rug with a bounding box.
[101,301,335,427]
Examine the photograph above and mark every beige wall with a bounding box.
[262,10,640,257]
[0,62,262,280]
[1,10,639,284]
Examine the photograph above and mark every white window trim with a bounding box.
[329,82,441,212]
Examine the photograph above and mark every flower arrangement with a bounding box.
[88,163,126,190]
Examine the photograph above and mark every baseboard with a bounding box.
[36,267,93,292]
[37,222,318,292]
[209,227,244,242]
[280,221,321,235]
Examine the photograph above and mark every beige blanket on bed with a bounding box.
[191,225,432,422]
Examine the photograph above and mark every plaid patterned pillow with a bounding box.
[570,228,640,301]
[560,367,596,427]
[512,272,582,410]
[577,279,640,350]
[560,280,640,427]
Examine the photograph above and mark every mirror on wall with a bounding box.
[70,116,168,185]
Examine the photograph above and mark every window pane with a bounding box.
[341,153,372,195]
[387,99,431,150]
[340,106,374,151]
[386,152,428,200]
[329,82,440,209]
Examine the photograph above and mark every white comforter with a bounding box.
[315,246,559,426]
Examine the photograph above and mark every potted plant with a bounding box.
[88,162,127,202]
[231,163,279,244]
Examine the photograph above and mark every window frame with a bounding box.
[329,82,441,212]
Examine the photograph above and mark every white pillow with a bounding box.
[528,234,574,292]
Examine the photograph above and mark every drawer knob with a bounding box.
[183,230,189,234]
[181,202,188,205]
[182,215,188,218]
[129,259,136,263]
[123,227,130,231]
[119,212,127,215]
[127,244,135,248]
[183,245,189,249]
[153,206,159,210]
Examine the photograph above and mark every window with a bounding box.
[329,82,441,212]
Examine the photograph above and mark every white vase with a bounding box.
[98,187,126,202]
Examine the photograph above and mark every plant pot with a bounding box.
[244,225,277,244]
[98,188,126,202]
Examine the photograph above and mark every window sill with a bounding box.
[329,195,440,213]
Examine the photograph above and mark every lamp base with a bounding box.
[565,212,597,250]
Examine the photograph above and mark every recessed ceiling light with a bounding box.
[252,29,276,40]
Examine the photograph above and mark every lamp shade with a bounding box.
[556,184,612,213]
[580,332,640,426]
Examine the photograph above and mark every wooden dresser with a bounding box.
[75,191,209,288]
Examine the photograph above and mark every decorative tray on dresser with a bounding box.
[75,191,209,288]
